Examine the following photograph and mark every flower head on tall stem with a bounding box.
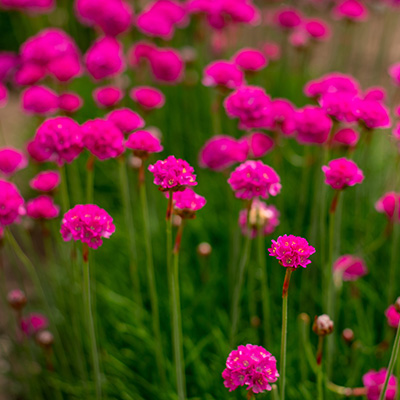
[222,344,279,394]
[322,158,364,191]
[125,130,163,159]
[0,180,25,226]
[29,170,60,193]
[26,196,60,220]
[362,369,398,400]
[0,147,28,177]
[166,188,206,219]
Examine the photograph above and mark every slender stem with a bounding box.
[82,244,102,400]
[86,155,95,204]
[316,336,324,400]
[327,382,366,397]
[139,176,166,386]
[118,157,142,307]
[378,323,400,400]
[280,268,293,400]
[59,166,70,211]
[388,214,400,305]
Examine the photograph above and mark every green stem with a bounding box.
[59,166,70,211]
[316,336,324,400]
[388,217,400,304]
[378,323,400,400]
[139,176,166,387]
[82,244,102,400]
[86,155,95,204]
[280,268,293,400]
[118,157,142,307]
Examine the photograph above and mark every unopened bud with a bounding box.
[129,155,142,169]
[7,290,27,311]
[298,313,310,324]
[395,297,400,313]
[312,314,334,336]
[36,330,54,349]
[172,215,182,227]
[197,242,212,257]
[250,316,260,328]
[342,328,354,343]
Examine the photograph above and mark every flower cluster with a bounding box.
[362,369,398,400]
[106,108,144,134]
[222,344,279,394]
[322,158,364,190]
[333,255,368,282]
[26,196,60,220]
[268,234,315,268]
[0,180,25,226]
[29,170,60,192]
[167,188,206,218]
[60,204,115,249]
[0,147,27,177]
[125,130,163,158]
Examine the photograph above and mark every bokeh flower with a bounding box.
[29,170,60,192]
[333,255,368,282]
[130,86,165,110]
[385,305,400,328]
[125,130,163,158]
[0,147,28,177]
[20,313,48,337]
[363,369,397,400]
[167,187,206,218]
[322,158,364,190]
[203,61,244,89]
[93,86,123,108]
[26,195,60,219]
[106,108,144,134]
[376,192,400,222]
[0,180,25,226]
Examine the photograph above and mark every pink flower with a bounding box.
[331,128,359,147]
[148,155,197,191]
[333,0,369,21]
[82,119,125,160]
[224,86,271,129]
[385,305,400,328]
[239,200,279,238]
[0,180,25,226]
[295,106,332,145]
[319,92,357,123]
[148,48,184,83]
[305,18,331,40]
[22,85,59,115]
[263,42,281,61]
[274,7,302,29]
[47,54,82,82]
[228,160,281,200]
[269,99,297,135]
[203,61,244,89]
[198,135,248,171]
[376,192,400,222]
[232,48,267,72]
[0,0,54,13]
[289,29,309,48]
[14,63,46,86]
[166,187,206,218]
[222,344,279,393]
[106,108,144,134]
[30,170,60,192]
[32,117,83,166]
[389,63,400,86]
[60,204,115,249]
[304,73,360,99]
[363,369,397,400]
[322,158,364,190]
[20,313,48,337]
[58,92,83,113]
[364,87,387,102]
[333,255,368,281]
[125,130,163,157]
[352,98,391,129]
[0,51,19,82]
[130,86,165,110]
[268,234,315,268]
[0,147,28,176]
[128,41,156,67]
[93,86,123,108]
[26,195,60,219]
[0,83,8,108]
[240,132,274,158]
[85,36,125,81]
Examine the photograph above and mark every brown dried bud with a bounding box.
[7,289,27,311]
[36,330,54,349]
[395,297,400,313]
[197,242,212,257]
[342,328,354,343]
[312,314,334,336]
[172,215,182,228]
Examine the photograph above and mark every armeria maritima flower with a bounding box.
[322,158,364,190]
[385,305,400,328]
[148,155,197,191]
[0,147,28,177]
[222,344,279,394]
[228,160,281,200]
[0,180,25,226]
[60,204,115,249]
[167,187,206,218]
[29,170,60,192]
[125,130,163,158]
[333,255,368,282]
[26,195,60,220]
[376,192,400,222]
[106,108,144,135]
[20,313,48,337]
[363,369,398,400]
[268,234,316,268]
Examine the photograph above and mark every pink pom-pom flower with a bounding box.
[20,313,48,337]
[30,170,60,192]
[203,61,244,89]
[333,255,368,284]
[274,7,302,29]
[93,86,123,109]
[166,187,206,218]
[0,180,25,226]
[130,86,165,110]
[232,48,267,72]
[125,130,163,158]
[26,195,60,219]
[106,108,145,134]
[333,0,369,22]
[385,305,400,328]
[148,155,197,192]
[331,128,359,148]
[268,234,316,268]
[375,192,400,223]
[148,47,184,83]
[222,344,279,394]
[60,204,115,249]
[322,158,364,190]
[362,369,398,400]
[240,132,274,158]
[0,147,28,177]
[58,92,83,113]
[228,160,281,200]
[22,85,59,115]
[295,106,332,145]
[389,63,400,86]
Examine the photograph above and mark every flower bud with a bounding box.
[36,330,54,349]
[395,297,400,313]
[312,314,334,336]
[172,215,182,228]
[342,328,354,343]
[7,289,27,311]
[197,242,212,257]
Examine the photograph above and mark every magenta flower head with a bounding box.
[125,130,163,158]
[240,132,274,158]
[304,73,360,99]
[106,108,144,134]
[148,48,184,84]
[30,170,60,192]
[295,106,332,145]
[0,180,25,226]
[352,98,391,130]
[130,86,165,110]
[0,147,28,177]
[93,86,123,109]
[203,61,244,90]
[58,92,83,114]
[32,117,83,166]
[0,51,18,82]
[363,369,398,400]
[305,18,331,40]
[274,7,302,29]
[333,255,368,284]
[222,344,279,394]
[166,187,206,219]
[331,128,359,148]
[375,192,400,223]
[232,48,267,72]
[198,135,248,171]
[333,0,369,22]
[228,160,281,200]
[0,83,8,108]
[385,305,400,328]
[319,91,358,123]
[224,86,271,130]
[269,99,297,136]
[148,155,197,192]
[389,63,400,86]
[22,85,59,116]
[239,200,279,238]
[26,195,60,220]
[85,36,125,81]
[82,119,125,160]
[268,234,316,268]
[128,41,157,67]
[365,87,387,102]
[60,204,115,249]
[21,313,48,337]
[322,158,364,190]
